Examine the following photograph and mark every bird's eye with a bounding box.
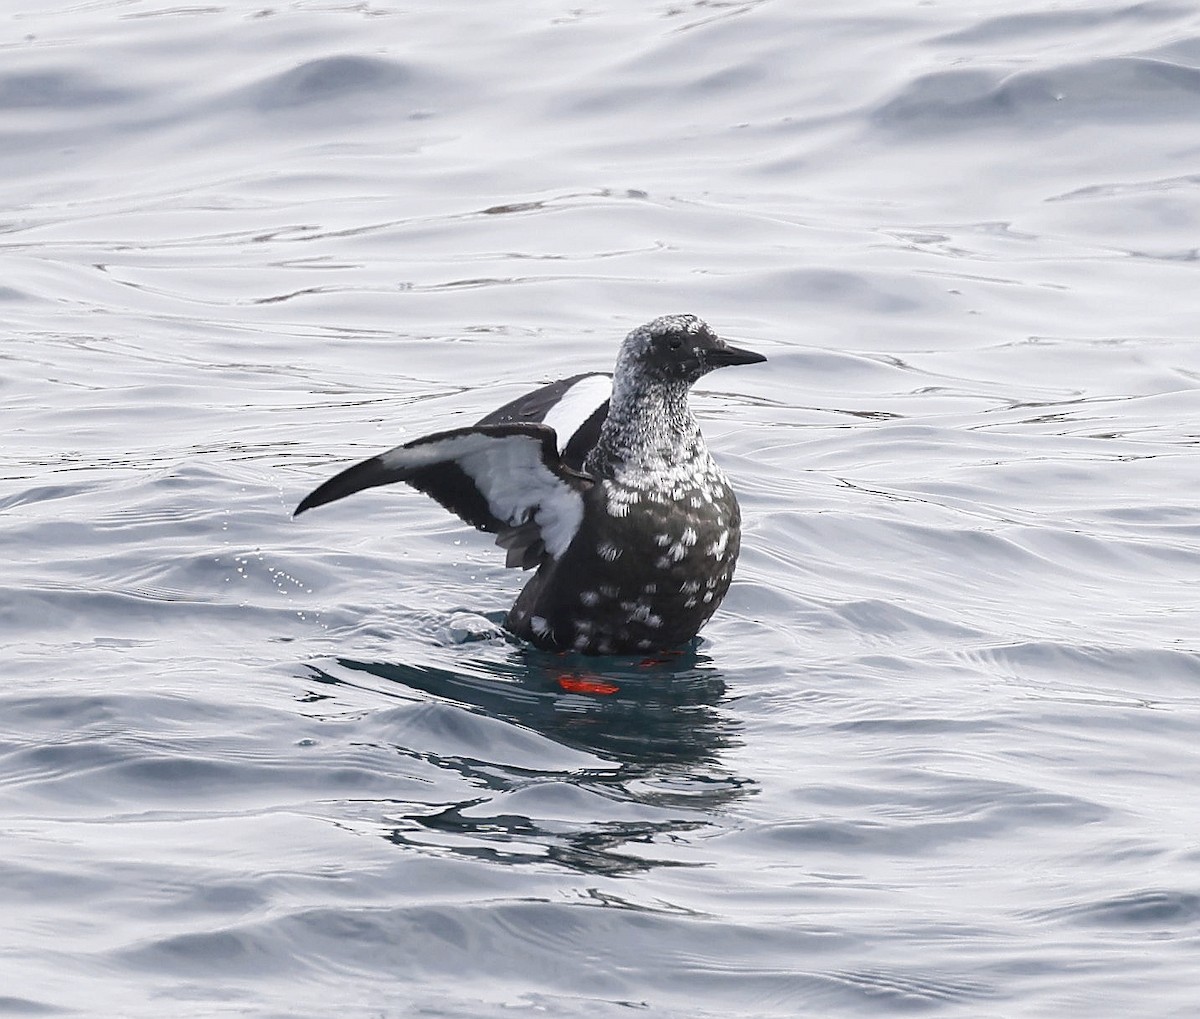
[668,338,683,350]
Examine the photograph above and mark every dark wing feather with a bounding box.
[476,373,602,425]
[477,373,611,473]
[405,460,504,532]
[294,423,590,569]
[560,404,607,472]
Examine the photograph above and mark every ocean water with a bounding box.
[3,0,1199,1015]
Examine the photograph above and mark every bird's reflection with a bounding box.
[343,643,731,764]
[301,634,754,875]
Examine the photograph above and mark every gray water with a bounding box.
[3,1,1199,1016]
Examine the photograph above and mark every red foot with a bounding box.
[557,674,619,695]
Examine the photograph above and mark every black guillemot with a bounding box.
[294,314,765,654]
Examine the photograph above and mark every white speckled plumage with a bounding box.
[294,314,764,655]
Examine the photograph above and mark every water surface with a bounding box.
[3,1,1199,1016]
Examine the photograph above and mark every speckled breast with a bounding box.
[507,461,743,654]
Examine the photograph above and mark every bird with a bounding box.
[294,314,765,654]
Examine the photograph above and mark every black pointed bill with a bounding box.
[704,342,767,368]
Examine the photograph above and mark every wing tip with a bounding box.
[292,454,394,518]
[292,487,329,517]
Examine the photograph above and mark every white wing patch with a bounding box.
[379,431,584,558]
[540,374,611,453]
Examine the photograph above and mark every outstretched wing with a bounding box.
[476,373,611,472]
[294,423,591,569]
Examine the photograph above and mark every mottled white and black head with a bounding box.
[586,313,765,476]
[614,314,766,389]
